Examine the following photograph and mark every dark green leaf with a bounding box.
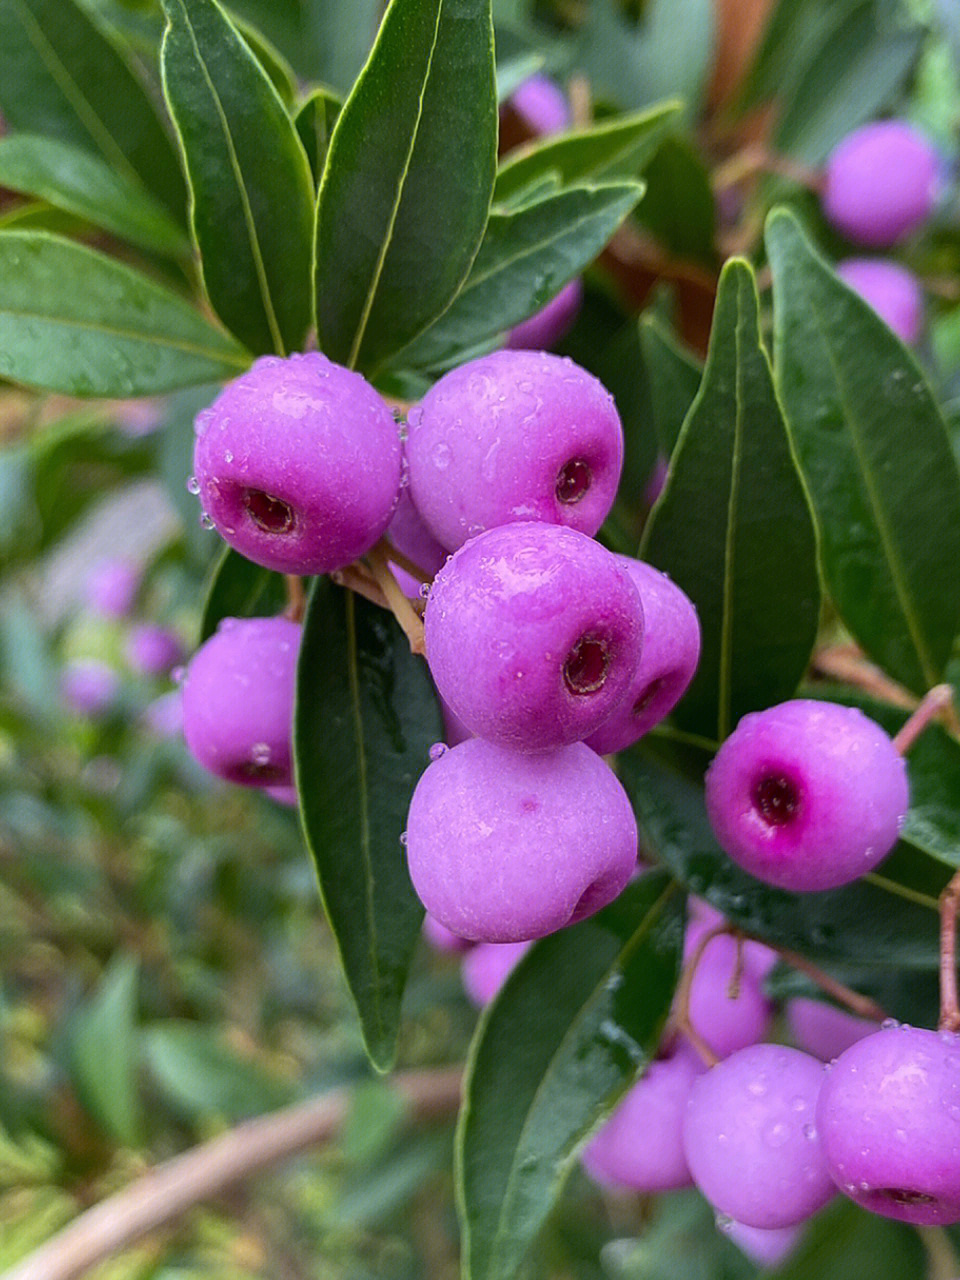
[295,87,342,186]
[0,135,190,259]
[735,0,862,115]
[67,955,141,1146]
[0,0,185,217]
[772,1195,926,1280]
[0,231,249,396]
[397,183,643,372]
[496,51,544,103]
[767,209,960,693]
[639,313,702,457]
[641,258,821,742]
[231,10,299,106]
[199,547,288,643]
[458,871,684,1280]
[633,135,716,267]
[294,581,443,1071]
[161,0,315,355]
[314,0,498,373]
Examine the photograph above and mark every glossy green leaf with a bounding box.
[231,11,299,105]
[767,209,960,693]
[458,871,684,1280]
[161,0,316,355]
[639,314,702,457]
[0,135,190,259]
[494,100,680,203]
[295,87,342,186]
[199,547,288,644]
[294,580,443,1071]
[315,0,497,374]
[0,232,249,396]
[67,955,141,1146]
[0,0,185,217]
[633,135,716,267]
[641,258,820,742]
[397,183,643,371]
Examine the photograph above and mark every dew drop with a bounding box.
[881,1018,900,1030]
[399,831,409,846]
[428,742,448,762]
[224,450,234,464]
[200,512,215,530]
[171,665,186,685]
[803,1123,817,1140]
[251,742,272,766]
[419,581,432,600]
[186,475,201,495]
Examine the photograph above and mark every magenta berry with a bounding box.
[85,557,140,617]
[142,689,184,738]
[126,625,184,677]
[405,738,637,942]
[461,940,532,1005]
[704,699,909,892]
[823,121,940,246]
[787,997,875,1062]
[836,259,923,345]
[680,918,773,1059]
[817,1025,960,1224]
[61,659,120,717]
[424,522,644,751]
[683,1043,835,1229]
[506,278,583,350]
[509,73,570,136]
[181,616,300,787]
[423,912,473,955]
[406,350,623,552]
[265,784,298,808]
[719,1220,803,1268]
[193,352,402,575]
[385,487,447,598]
[586,556,700,754]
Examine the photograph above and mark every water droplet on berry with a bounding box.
[432,442,451,470]
[171,666,186,685]
[399,831,408,846]
[715,1213,734,1232]
[398,424,409,442]
[224,450,234,464]
[882,1018,900,1030]
[186,475,201,495]
[251,742,272,766]
[803,1123,817,1140]
[200,512,215,529]
[428,742,448,761]
[407,406,423,429]
[419,582,431,600]
[764,1121,790,1148]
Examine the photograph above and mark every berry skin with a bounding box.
[506,278,583,351]
[836,259,923,345]
[816,1025,960,1225]
[823,121,940,247]
[61,659,120,717]
[193,353,402,575]
[718,1220,803,1268]
[424,522,644,751]
[405,738,638,942]
[683,1043,836,1229]
[509,73,571,136]
[704,700,909,892]
[265,784,298,808]
[142,689,184,738]
[406,350,623,552]
[461,940,532,1005]
[181,616,300,788]
[424,913,473,955]
[126,625,184,678]
[586,556,700,754]
[385,487,447,598]
[680,918,773,1059]
[85,556,140,618]
[787,997,875,1062]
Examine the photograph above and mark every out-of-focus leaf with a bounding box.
[633,135,716,267]
[67,955,141,1146]
[230,10,299,105]
[639,313,702,457]
[199,547,289,644]
[772,1195,926,1280]
[294,87,342,186]
[144,1021,295,1120]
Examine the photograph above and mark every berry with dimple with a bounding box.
[126,625,184,677]
[193,352,402,575]
[704,699,908,892]
[506,278,583,351]
[787,997,876,1062]
[683,1043,835,1229]
[405,738,638,942]
[425,522,644,752]
[424,913,473,955]
[62,659,120,717]
[823,121,940,246]
[85,557,140,618]
[817,1025,960,1224]
[461,940,532,1005]
[680,918,773,1059]
[181,616,300,788]
[508,73,570,136]
[586,556,700,754]
[836,259,923,345]
[406,350,623,553]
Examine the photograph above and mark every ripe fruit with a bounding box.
[405,738,638,942]
[718,1220,803,1268]
[142,689,184,738]
[586,556,700,754]
[836,259,923,345]
[423,913,473,954]
[125,625,184,677]
[704,700,908,892]
[508,73,570,136]
[424,522,644,751]
[461,940,532,1005]
[823,121,940,246]
[817,1025,960,1224]
[85,556,140,618]
[61,659,120,717]
[680,918,773,1059]
[683,1043,836,1229]
[181,616,300,787]
[786,997,875,1062]
[385,487,447,598]
[506,278,583,351]
[193,352,402,575]
[265,784,298,808]
[406,350,623,552]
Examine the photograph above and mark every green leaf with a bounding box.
[735,0,862,115]
[161,0,316,355]
[0,231,249,396]
[230,9,299,105]
[0,134,190,259]
[314,0,498,373]
[0,0,185,217]
[633,135,716,267]
[458,871,684,1280]
[199,547,288,644]
[397,183,643,372]
[494,100,680,204]
[772,1195,926,1280]
[639,314,702,457]
[295,86,342,186]
[767,209,960,693]
[305,0,383,96]
[495,50,544,103]
[67,955,141,1146]
[641,259,820,743]
[294,581,443,1071]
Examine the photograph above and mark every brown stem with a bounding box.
[283,575,306,624]
[712,141,824,193]
[331,563,391,610]
[812,645,917,710]
[2,1069,462,1280]
[381,537,435,588]
[672,923,727,1068]
[893,684,955,755]
[568,73,592,130]
[759,938,886,1022]
[365,541,427,656]
[939,869,960,1032]
[727,933,744,1002]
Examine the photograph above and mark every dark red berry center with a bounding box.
[564,635,610,695]
[556,458,591,505]
[244,488,295,534]
[876,1188,937,1208]
[634,676,667,716]
[753,773,800,827]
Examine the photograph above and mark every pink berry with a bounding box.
[509,73,570,135]
[836,259,923,345]
[506,278,583,350]
[142,689,184,738]
[823,121,940,246]
[61,659,120,717]
[85,557,140,617]
[265,784,298,808]
[586,556,700,754]
[787,997,876,1062]
[680,918,774,1059]
[817,1025,960,1224]
[126,625,184,677]
[461,940,532,1005]
[193,353,402,575]
[423,913,473,954]
[718,1219,803,1268]
[385,487,447,598]
[405,738,637,942]
[704,700,909,892]
[425,523,644,751]
[406,350,623,553]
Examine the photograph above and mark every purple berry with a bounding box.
[586,556,700,754]
[406,350,623,552]
[704,700,909,892]
[385,487,447,598]
[439,694,472,748]
[265,784,298,808]
[423,912,473,954]
[126,625,184,677]
[581,1042,704,1192]
[461,940,532,1005]
[836,259,923,345]
[680,918,774,1059]
[405,738,638,942]
[181,616,300,787]
[424,522,644,751]
[85,557,140,617]
[506,278,583,350]
[787,997,876,1062]
[142,689,184,738]
[718,1219,803,1268]
[193,353,402,575]
[817,1026,960,1224]
[823,121,940,247]
[509,73,570,136]
[683,1043,836,1229]
[643,453,669,510]
[61,659,120,717]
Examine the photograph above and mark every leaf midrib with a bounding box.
[717,280,747,742]
[0,302,245,363]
